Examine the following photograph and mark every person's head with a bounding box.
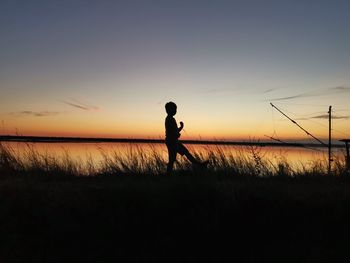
[165,101,177,116]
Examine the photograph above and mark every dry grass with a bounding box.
[0,142,348,177]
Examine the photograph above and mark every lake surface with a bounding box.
[2,142,346,172]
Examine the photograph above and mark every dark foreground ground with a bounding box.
[1,173,350,262]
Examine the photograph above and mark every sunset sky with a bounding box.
[1,0,349,142]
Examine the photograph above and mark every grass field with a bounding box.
[1,143,350,262]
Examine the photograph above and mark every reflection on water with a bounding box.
[2,142,345,171]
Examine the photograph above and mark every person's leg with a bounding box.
[178,143,200,164]
[184,151,200,164]
[178,142,209,169]
[166,143,177,175]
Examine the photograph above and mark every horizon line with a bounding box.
[0,135,345,148]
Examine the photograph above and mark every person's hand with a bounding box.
[180,121,184,128]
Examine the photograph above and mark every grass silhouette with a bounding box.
[1,142,348,177]
[0,142,350,262]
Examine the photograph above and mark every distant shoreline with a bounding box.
[0,135,344,148]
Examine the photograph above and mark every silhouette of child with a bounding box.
[165,102,207,175]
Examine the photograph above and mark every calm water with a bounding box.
[2,142,346,171]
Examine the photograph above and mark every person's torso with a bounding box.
[165,116,180,141]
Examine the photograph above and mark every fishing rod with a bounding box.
[270,103,327,147]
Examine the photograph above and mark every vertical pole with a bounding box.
[328,106,332,175]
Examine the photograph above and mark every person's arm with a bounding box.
[178,121,184,132]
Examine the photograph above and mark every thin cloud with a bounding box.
[270,90,324,101]
[270,86,350,101]
[332,86,350,92]
[312,114,350,120]
[295,114,350,120]
[61,99,100,111]
[62,101,90,110]
[9,111,61,117]
[262,88,278,94]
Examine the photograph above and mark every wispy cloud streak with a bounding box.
[262,88,278,94]
[9,111,61,117]
[61,99,100,111]
[312,114,350,120]
[270,86,350,101]
[295,114,350,121]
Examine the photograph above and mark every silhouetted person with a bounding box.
[165,102,207,175]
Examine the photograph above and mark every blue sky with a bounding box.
[1,0,349,140]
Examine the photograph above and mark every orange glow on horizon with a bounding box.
[1,109,347,142]
[1,127,340,142]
